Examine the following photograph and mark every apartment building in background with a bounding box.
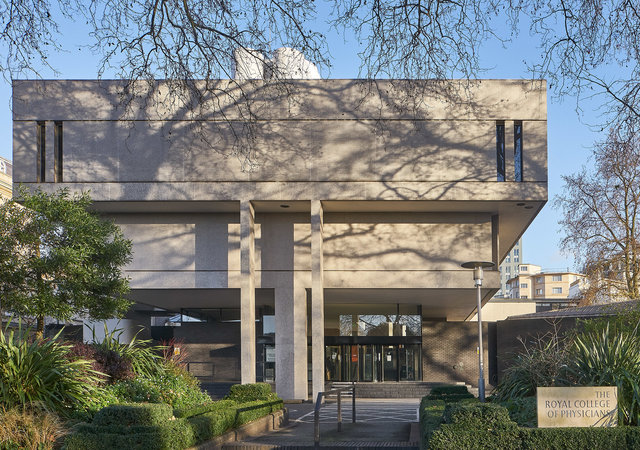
[494,238,522,298]
[507,264,583,299]
[13,76,547,400]
[0,156,11,200]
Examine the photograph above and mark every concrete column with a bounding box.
[240,200,256,384]
[311,200,325,400]
[275,273,308,400]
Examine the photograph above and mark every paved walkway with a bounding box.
[224,399,420,449]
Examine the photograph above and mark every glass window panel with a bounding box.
[514,121,523,182]
[496,122,506,181]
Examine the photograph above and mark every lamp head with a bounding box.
[461,261,495,286]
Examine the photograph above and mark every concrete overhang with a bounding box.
[86,196,544,265]
[129,285,496,322]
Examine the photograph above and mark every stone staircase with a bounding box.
[328,381,470,398]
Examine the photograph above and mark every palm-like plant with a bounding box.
[0,322,102,416]
[569,323,640,425]
[90,323,165,378]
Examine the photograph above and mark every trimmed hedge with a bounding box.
[430,402,521,449]
[64,419,196,450]
[419,399,445,445]
[92,403,173,427]
[520,427,640,449]
[225,382,274,402]
[442,402,514,429]
[422,399,640,450]
[427,385,475,402]
[429,423,521,449]
[186,398,284,443]
[64,397,285,450]
[173,399,236,419]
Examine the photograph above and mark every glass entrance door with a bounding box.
[324,343,420,382]
[359,345,376,381]
[382,345,398,382]
[325,345,342,382]
[399,344,420,381]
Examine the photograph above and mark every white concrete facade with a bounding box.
[12,79,547,400]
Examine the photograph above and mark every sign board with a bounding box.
[265,347,275,363]
[537,386,618,428]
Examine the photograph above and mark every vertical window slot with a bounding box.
[54,121,63,182]
[37,121,46,182]
[496,121,505,181]
[514,121,523,182]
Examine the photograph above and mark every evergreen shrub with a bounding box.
[224,382,275,402]
[92,403,173,427]
[418,398,445,445]
[426,385,475,402]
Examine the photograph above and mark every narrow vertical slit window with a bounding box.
[496,121,505,181]
[37,121,46,182]
[54,121,63,182]
[514,121,523,182]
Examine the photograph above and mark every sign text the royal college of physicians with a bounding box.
[537,386,617,428]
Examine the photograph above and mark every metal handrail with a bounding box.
[314,383,356,448]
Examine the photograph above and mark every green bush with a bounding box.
[224,382,274,402]
[185,398,283,444]
[429,423,521,450]
[419,398,445,446]
[92,403,173,427]
[106,369,211,411]
[63,419,195,450]
[89,325,165,379]
[569,324,640,425]
[426,385,475,402]
[235,399,284,425]
[64,396,283,449]
[442,402,514,429]
[0,325,102,416]
[174,399,236,419]
[187,407,237,443]
[429,402,521,449]
[520,426,640,449]
[497,397,537,427]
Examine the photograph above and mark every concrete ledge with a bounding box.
[191,408,289,449]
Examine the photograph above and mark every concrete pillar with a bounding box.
[275,273,308,400]
[240,200,256,384]
[311,200,325,400]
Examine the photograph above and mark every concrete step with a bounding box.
[328,381,469,399]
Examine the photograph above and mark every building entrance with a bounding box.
[325,343,421,382]
[323,303,422,382]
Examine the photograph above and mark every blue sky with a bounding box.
[0,10,606,272]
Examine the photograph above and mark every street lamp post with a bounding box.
[461,261,495,402]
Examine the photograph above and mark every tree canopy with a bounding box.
[1,0,638,125]
[0,188,133,334]
[556,117,640,303]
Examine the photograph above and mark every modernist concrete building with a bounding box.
[12,79,547,400]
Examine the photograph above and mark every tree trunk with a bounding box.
[36,315,44,340]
